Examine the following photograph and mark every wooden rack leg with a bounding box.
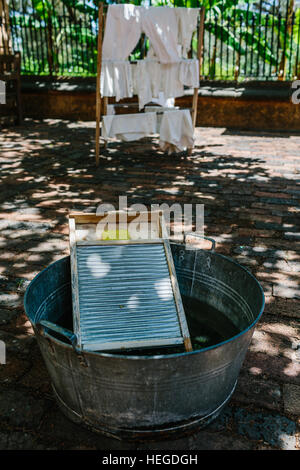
[103,96,108,150]
[16,53,22,125]
[95,2,104,167]
[95,112,101,166]
[192,88,199,129]
[187,88,199,156]
[188,7,205,157]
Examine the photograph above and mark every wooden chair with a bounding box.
[0,52,22,125]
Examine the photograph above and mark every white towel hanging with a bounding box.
[102,112,157,142]
[102,4,142,61]
[101,60,134,102]
[141,6,180,64]
[175,8,199,59]
[159,110,194,154]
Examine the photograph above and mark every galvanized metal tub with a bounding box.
[24,242,264,441]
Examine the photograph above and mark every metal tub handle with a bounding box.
[37,320,89,366]
[37,320,78,349]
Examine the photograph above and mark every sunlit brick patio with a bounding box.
[0,118,299,450]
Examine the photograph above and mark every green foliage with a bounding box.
[9,0,299,79]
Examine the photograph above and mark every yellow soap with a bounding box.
[101,228,131,240]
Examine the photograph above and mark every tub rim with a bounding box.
[24,248,265,361]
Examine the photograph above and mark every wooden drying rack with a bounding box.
[95,3,206,166]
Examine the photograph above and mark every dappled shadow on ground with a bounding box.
[0,118,299,450]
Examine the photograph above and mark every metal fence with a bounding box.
[4,0,300,81]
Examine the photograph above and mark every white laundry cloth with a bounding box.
[101,60,134,102]
[150,92,175,108]
[134,60,154,110]
[175,8,199,59]
[100,6,200,116]
[179,59,199,88]
[159,110,194,153]
[141,7,180,64]
[160,62,184,99]
[102,112,157,142]
[133,60,184,110]
[102,4,142,60]
[106,104,115,115]
[145,106,179,132]
[133,60,162,109]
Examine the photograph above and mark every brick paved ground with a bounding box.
[0,118,299,450]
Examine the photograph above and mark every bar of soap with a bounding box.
[101,228,130,240]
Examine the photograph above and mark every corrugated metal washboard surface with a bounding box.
[76,243,184,351]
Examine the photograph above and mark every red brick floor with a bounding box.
[0,118,299,449]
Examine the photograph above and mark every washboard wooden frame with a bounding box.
[69,211,192,352]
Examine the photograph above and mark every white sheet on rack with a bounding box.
[141,6,180,64]
[179,59,199,88]
[159,109,194,153]
[106,104,115,115]
[175,7,199,59]
[101,59,199,105]
[160,62,184,100]
[102,5,199,62]
[145,106,179,132]
[102,112,157,142]
[133,60,196,109]
[150,93,175,108]
[101,60,134,101]
[133,60,159,110]
[102,4,142,60]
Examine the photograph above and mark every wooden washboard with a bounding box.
[69,211,192,352]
